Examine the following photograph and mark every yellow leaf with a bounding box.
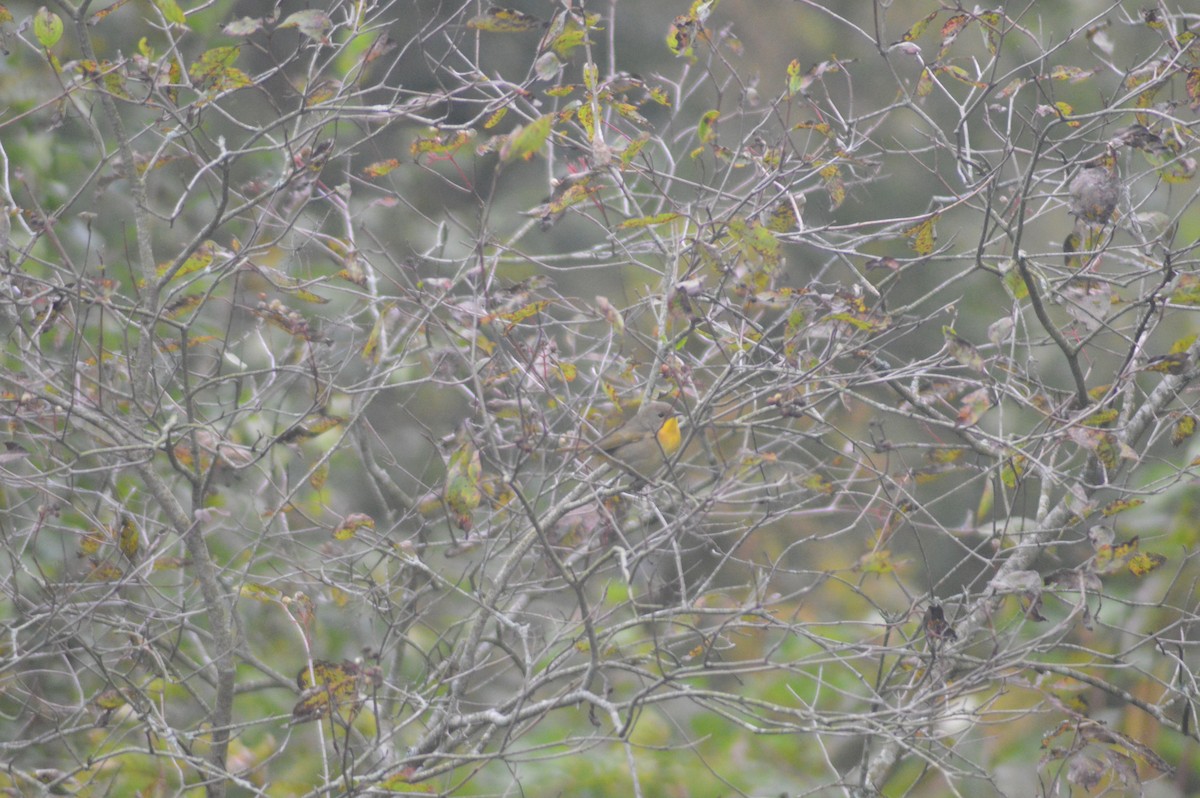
[240,583,282,602]
[117,517,139,561]
[467,7,541,32]
[362,159,400,178]
[1173,415,1196,446]
[1127,551,1166,577]
[1101,498,1144,516]
[620,212,681,229]
[334,513,375,540]
[856,549,894,574]
[905,215,938,255]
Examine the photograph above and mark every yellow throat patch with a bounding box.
[656,416,682,456]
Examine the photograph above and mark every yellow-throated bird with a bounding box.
[594,401,681,481]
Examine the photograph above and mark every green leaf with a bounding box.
[698,110,719,144]
[189,47,251,92]
[151,0,187,25]
[1000,456,1025,489]
[901,10,939,42]
[34,7,62,48]
[999,259,1028,300]
[445,442,482,531]
[500,113,553,162]
[467,7,541,33]
[1169,334,1197,355]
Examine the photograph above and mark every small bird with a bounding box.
[593,401,682,481]
[1068,149,1119,226]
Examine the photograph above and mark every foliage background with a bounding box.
[1,0,1199,796]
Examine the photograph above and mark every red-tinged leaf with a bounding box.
[667,14,699,57]
[938,13,969,56]
[997,77,1027,98]
[940,13,969,40]
[362,159,400,178]
[468,7,541,33]
[361,33,397,66]
[1188,69,1200,111]
[278,9,332,43]
[937,64,987,88]
[698,109,719,144]
[956,386,992,427]
[864,256,901,271]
